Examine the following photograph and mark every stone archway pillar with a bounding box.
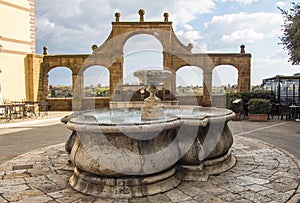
[37,64,48,102]
[237,63,251,92]
[163,69,176,96]
[203,70,212,106]
[163,52,176,96]
[72,73,84,110]
[110,57,124,101]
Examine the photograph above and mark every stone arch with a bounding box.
[26,10,251,109]
[42,55,88,75]
[175,65,204,106]
[209,54,251,93]
[48,67,73,98]
[35,55,89,101]
[176,66,203,90]
[123,34,164,85]
[211,65,239,108]
[117,30,170,52]
[83,65,110,97]
[102,24,191,56]
[212,65,239,92]
[46,65,73,76]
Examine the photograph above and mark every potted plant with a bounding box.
[247,98,270,121]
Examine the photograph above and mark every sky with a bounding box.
[35,0,300,87]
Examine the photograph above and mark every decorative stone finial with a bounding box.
[91,44,98,52]
[240,44,245,54]
[138,9,145,22]
[115,12,120,22]
[164,12,169,22]
[188,43,193,52]
[43,46,48,55]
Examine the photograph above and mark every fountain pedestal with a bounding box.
[134,70,172,120]
[141,86,164,120]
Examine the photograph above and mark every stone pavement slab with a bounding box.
[229,119,300,160]
[0,136,299,202]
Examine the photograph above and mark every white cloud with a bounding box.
[251,57,300,85]
[35,0,216,53]
[184,31,203,41]
[269,49,289,60]
[183,24,194,31]
[176,27,205,52]
[170,0,215,25]
[275,1,287,9]
[204,12,283,48]
[218,0,258,4]
[178,30,204,42]
[35,0,216,29]
[36,17,55,29]
[221,29,264,44]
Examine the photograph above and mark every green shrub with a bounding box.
[241,90,275,103]
[227,91,274,114]
[248,98,270,114]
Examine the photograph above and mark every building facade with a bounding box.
[0,0,35,101]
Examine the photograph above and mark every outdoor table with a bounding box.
[289,105,300,120]
[0,104,10,121]
[0,103,26,122]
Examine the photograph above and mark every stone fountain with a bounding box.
[63,69,236,198]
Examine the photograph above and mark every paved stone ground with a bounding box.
[0,136,299,203]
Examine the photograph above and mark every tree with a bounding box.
[279,2,300,65]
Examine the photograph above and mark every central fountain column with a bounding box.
[141,85,164,120]
[134,70,172,120]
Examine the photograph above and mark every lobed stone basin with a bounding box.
[63,106,236,198]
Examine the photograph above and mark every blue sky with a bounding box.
[35,0,300,87]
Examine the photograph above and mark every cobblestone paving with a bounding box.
[0,136,299,203]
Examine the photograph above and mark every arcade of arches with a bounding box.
[24,9,251,110]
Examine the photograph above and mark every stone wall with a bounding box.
[176,95,205,106]
[48,97,110,111]
[47,98,72,111]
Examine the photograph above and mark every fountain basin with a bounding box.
[66,110,182,176]
[133,70,172,86]
[64,106,235,198]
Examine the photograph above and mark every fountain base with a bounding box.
[177,152,236,181]
[69,167,181,198]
